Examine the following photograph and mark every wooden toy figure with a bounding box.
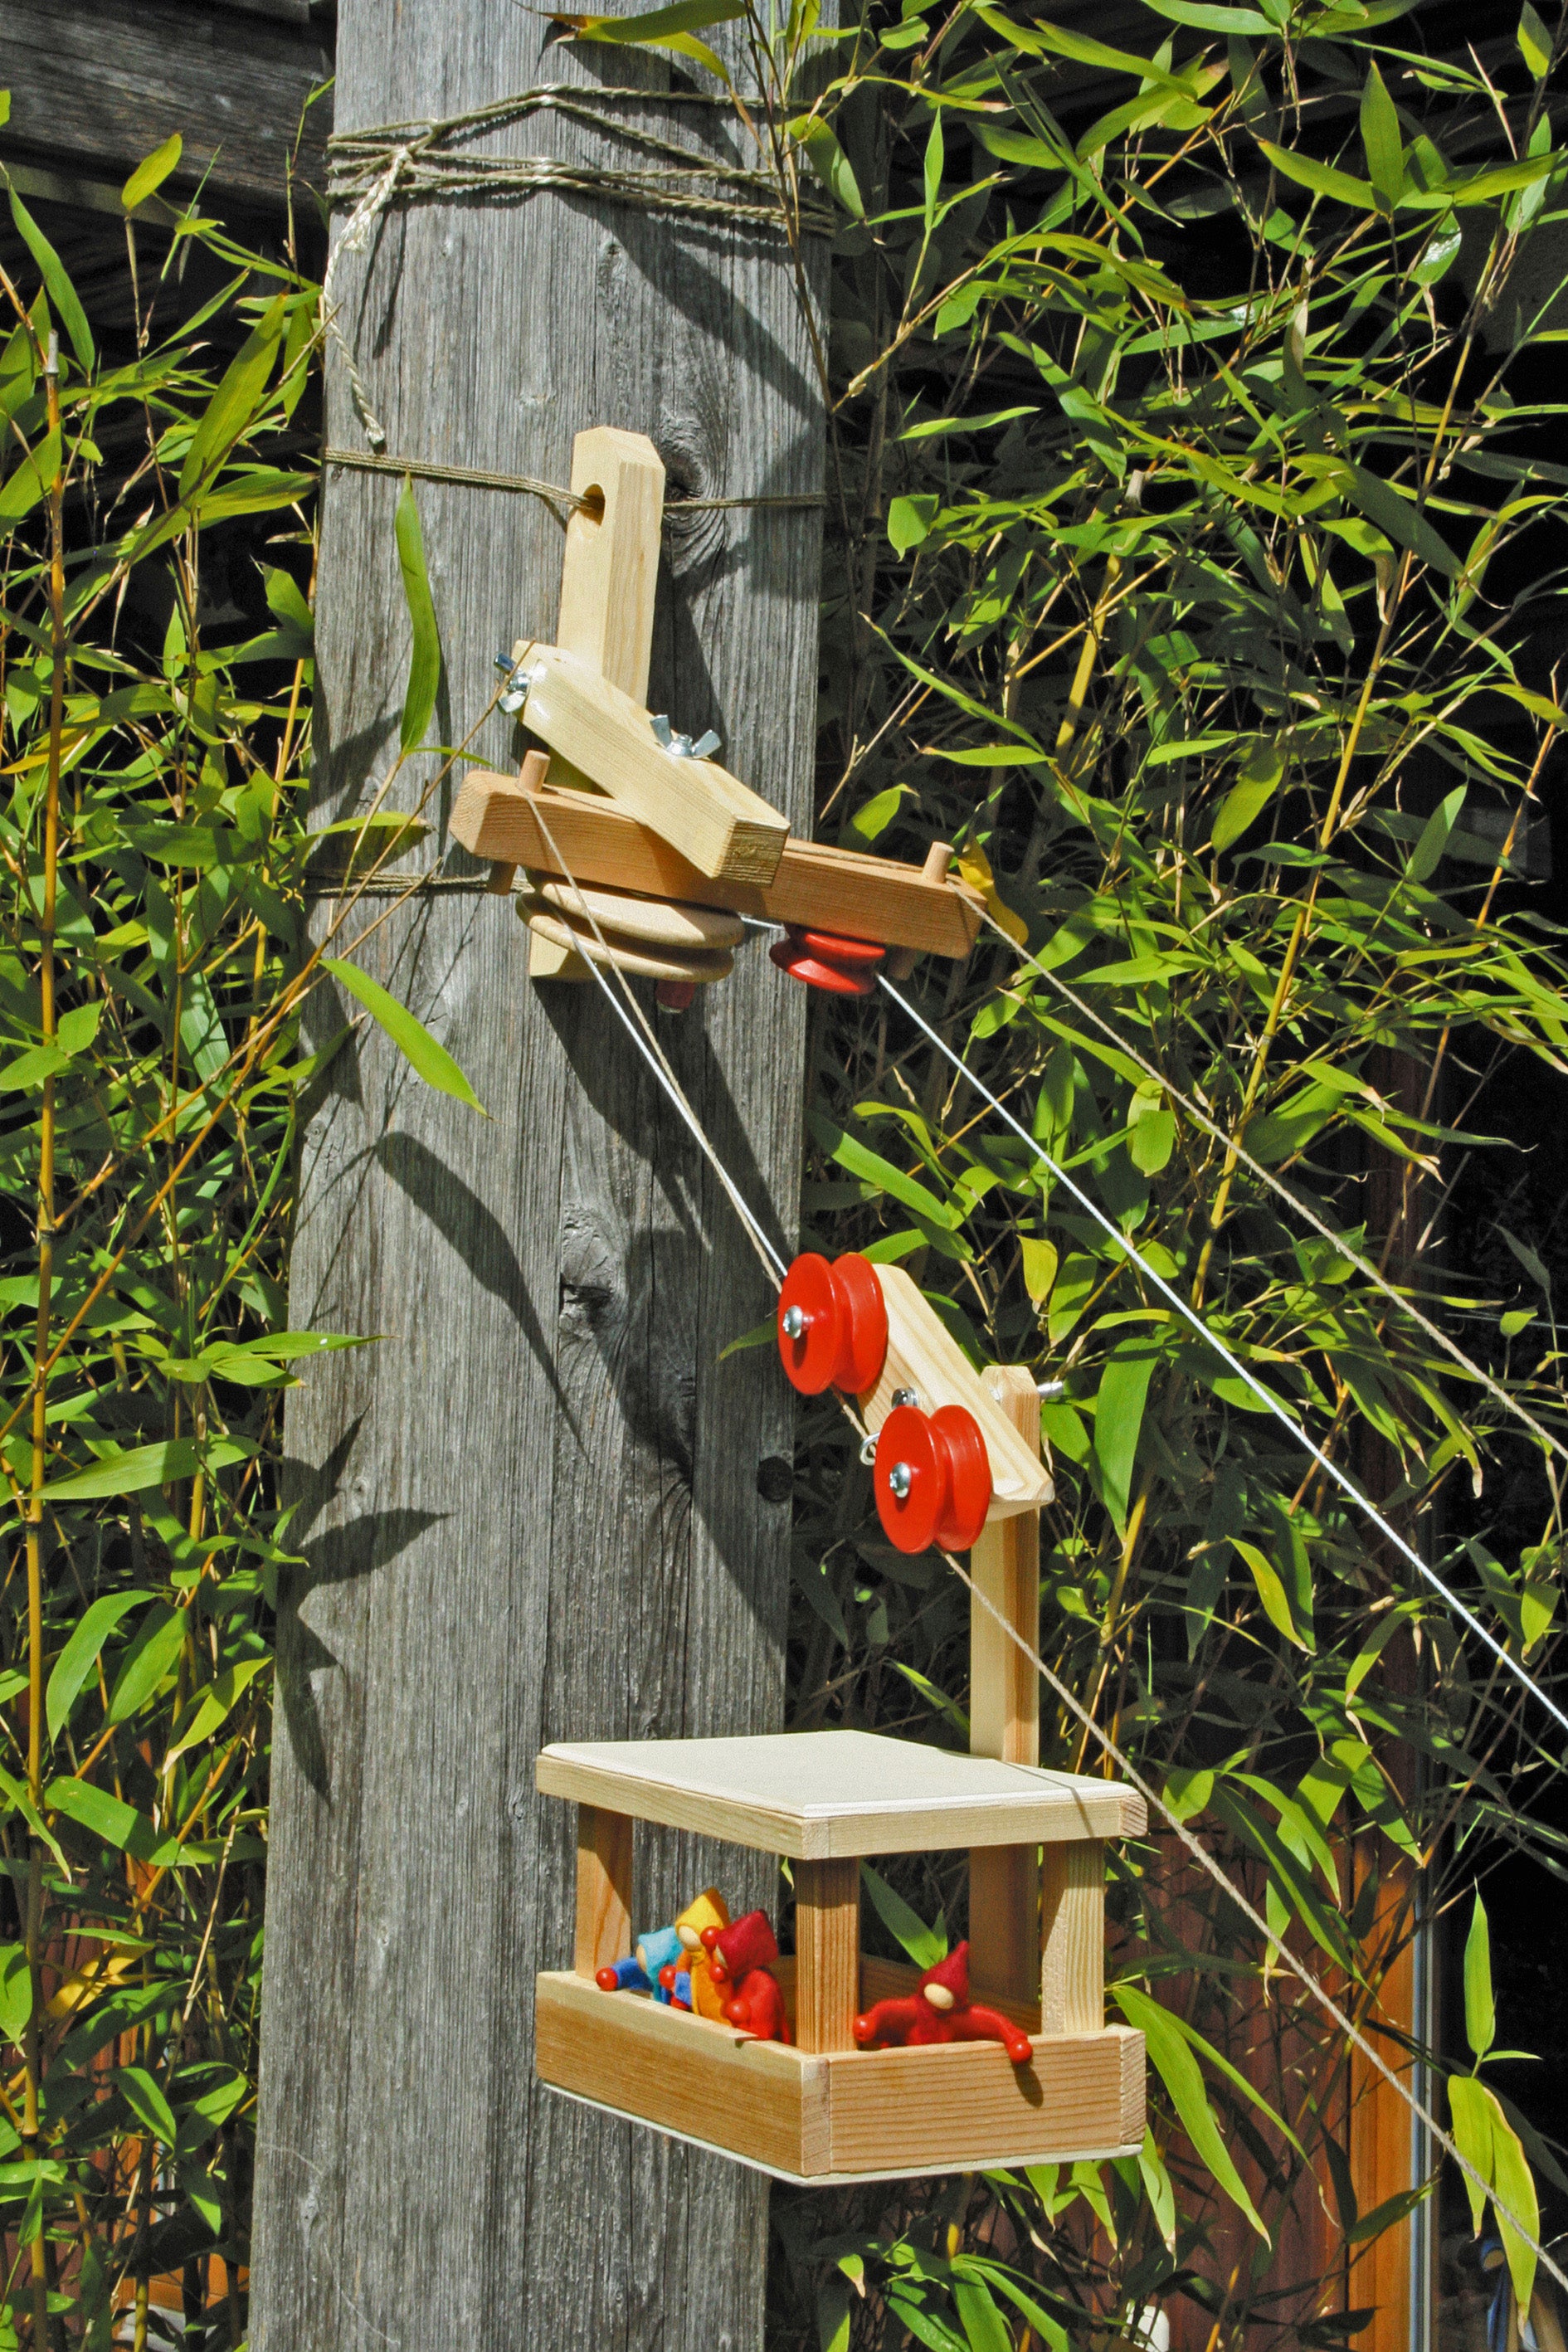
[596,1887,730,2002]
[852,1941,1034,2064]
[700,1910,791,2044]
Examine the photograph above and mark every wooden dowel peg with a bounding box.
[792,1856,860,2053]
[886,844,954,980]
[574,1804,633,1980]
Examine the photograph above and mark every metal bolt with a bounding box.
[859,1434,877,1467]
[782,1304,806,1340]
[651,713,722,762]
[1036,1378,1066,1400]
[891,1386,922,1411]
[888,1462,913,1500]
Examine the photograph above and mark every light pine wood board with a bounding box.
[793,1857,860,2053]
[251,7,828,2343]
[859,1268,1054,1518]
[554,428,665,704]
[538,1732,1143,1855]
[450,775,985,957]
[574,1805,633,1979]
[536,1974,1143,2180]
[969,1366,1044,2004]
[516,643,788,884]
[1042,1838,1106,2033]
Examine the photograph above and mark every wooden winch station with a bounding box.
[462,419,1147,2183]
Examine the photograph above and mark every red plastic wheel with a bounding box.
[930,1405,991,1550]
[787,927,885,969]
[777,1252,890,1395]
[829,1253,889,1394]
[874,1405,950,1554]
[777,1254,843,1394]
[769,939,876,997]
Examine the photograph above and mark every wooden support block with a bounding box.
[573,1804,633,1980]
[858,1269,1054,1521]
[513,644,788,886]
[554,428,665,705]
[970,1366,1043,1765]
[969,1366,1043,2004]
[449,776,985,959]
[793,1858,860,2054]
[1041,1838,1104,2034]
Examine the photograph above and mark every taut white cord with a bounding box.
[877,970,1568,1746]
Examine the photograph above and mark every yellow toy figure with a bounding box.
[675,1888,729,2018]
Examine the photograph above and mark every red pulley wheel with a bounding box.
[769,940,876,997]
[777,1253,890,1395]
[828,1253,889,1395]
[777,1254,842,1394]
[930,1405,991,1550]
[786,927,885,969]
[874,1405,950,1554]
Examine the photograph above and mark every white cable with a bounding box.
[941,1536,1568,2302]
[983,908,1568,1477]
[502,893,1564,2286]
[877,971,1568,1745]
[524,803,790,1288]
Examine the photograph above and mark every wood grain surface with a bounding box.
[969,1366,1044,2004]
[0,0,333,212]
[251,4,825,2342]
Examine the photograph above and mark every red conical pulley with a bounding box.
[777,1253,889,1395]
[874,1405,950,1554]
[769,938,877,997]
[790,928,884,967]
[930,1405,991,1550]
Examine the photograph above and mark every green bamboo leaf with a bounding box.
[1407,786,1465,883]
[178,293,287,500]
[1021,1236,1058,1303]
[1518,1,1551,78]
[122,134,183,212]
[322,956,487,1114]
[1234,1538,1312,1650]
[7,190,94,371]
[166,1658,269,1764]
[790,119,865,218]
[1463,1891,1495,2061]
[1093,1340,1161,1535]
[105,1607,187,1726]
[859,1862,947,1967]
[548,0,738,72]
[117,2065,178,2148]
[46,1590,152,1742]
[1340,463,1460,577]
[0,423,59,523]
[45,1437,251,1503]
[0,1946,30,2046]
[1259,139,1378,211]
[952,2280,1012,2352]
[1142,0,1273,25]
[1113,1985,1269,2238]
[1488,2097,1541,2313]
[889,494,937,554]
[394,477,441,753]
[1361,64,1405,207]
[46,1779,180,1864]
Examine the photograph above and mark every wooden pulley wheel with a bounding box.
[523,905,733,986]
[535,879,744,953]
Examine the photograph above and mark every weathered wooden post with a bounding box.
[249,4,825,2341]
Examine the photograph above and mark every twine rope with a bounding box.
[321,444,826,519]
[325,83,831,239]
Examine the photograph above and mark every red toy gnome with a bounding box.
[852,1940,1033,2063]
[700,1909,792,2044]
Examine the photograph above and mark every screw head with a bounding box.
[891,1386,921,1411]
[782,1304,806,1340]
[888,1461,913,1500]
